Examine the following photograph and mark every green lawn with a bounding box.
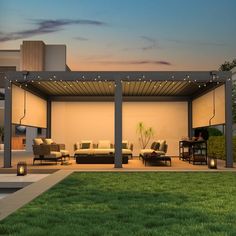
[1,172,236,236]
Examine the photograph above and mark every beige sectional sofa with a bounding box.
[74,140,133,164]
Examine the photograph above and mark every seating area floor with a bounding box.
[0,151,235,172]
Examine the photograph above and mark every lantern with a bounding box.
[17,162,27,176]
[208,158,217,169]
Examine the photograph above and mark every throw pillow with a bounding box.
[154,142,160,150]
[151,142,156,149]
[122,143,128,149]
[81,143,90,149]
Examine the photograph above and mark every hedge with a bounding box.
[208,136,236,161]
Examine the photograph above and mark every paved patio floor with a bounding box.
[0,151,235,172]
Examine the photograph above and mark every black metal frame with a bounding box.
[2,71,233,168]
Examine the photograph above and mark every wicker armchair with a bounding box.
[43,138,70,160]
[32,139,62,165]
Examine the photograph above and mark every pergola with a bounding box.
[3,71,233,168]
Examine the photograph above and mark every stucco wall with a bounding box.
[51,101,188,156]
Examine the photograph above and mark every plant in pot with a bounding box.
[136,122,154,149]
[0,126,4,150]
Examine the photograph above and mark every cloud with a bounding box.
[140,36,158,50]
[166,38,225,46]
[74,36,89,41]
[0,19,107,42]
[122,36,160,52]
[97,60,171,66]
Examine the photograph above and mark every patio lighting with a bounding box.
[208,157,217,169]
[17,162,27,176]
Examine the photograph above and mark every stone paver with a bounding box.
[0,170,73,221]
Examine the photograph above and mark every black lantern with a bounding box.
[208,157,217,169]
[17,162,27,176]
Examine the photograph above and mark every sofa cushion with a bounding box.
[44,138,54,145]
[94,148,114,154]
[153,142,160,151]
[60,150,69,156]
[158,140,166,152]
[81,143,91,149]
[122,143,128,149]
[80,140,93,149]
[122,149,132,155]
[140,149,156,155]
[45,151,62,158]
[98,140,111,149]
[75,149,94,155]
[33,138,44,145]
[150,142,156,149]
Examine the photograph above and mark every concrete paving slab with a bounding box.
[0,170,73,221]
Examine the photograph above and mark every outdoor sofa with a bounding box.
[139,140,170,166]
[32,138,69,165]
[74,140,133,164]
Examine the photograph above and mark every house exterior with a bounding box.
[0,41,234,169]
[0,41,69,151]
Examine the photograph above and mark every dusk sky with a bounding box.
[0,0,235,71]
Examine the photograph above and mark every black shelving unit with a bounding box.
[179,140,207,165]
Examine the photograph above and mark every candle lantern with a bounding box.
[208,157,217,169]
[17,162,27,176]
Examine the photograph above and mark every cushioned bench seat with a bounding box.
[140,149,165,156]
[75,148,132,155]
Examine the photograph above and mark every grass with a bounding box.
[0,172,236,236]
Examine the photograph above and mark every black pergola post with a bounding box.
[114,80,123,168]
[46,100,51,138]
[225,78,233,168]
[188,100,193,139]
[4,79,12,168]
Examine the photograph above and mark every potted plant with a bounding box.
[136,122,154,149]
[0,126,4,150]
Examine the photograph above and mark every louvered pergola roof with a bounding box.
[5,71,231,100]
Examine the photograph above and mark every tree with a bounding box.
[219,59,236,123]
[219,59,236,71]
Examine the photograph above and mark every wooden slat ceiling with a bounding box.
[19,81,216,97]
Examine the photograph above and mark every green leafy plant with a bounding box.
[136,122,154,149]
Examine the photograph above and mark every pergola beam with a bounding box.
[49,96,190,102]
[4,71,231,83]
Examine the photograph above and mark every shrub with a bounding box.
[208,136,236,161]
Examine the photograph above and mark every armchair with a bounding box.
[32,138,62,165]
